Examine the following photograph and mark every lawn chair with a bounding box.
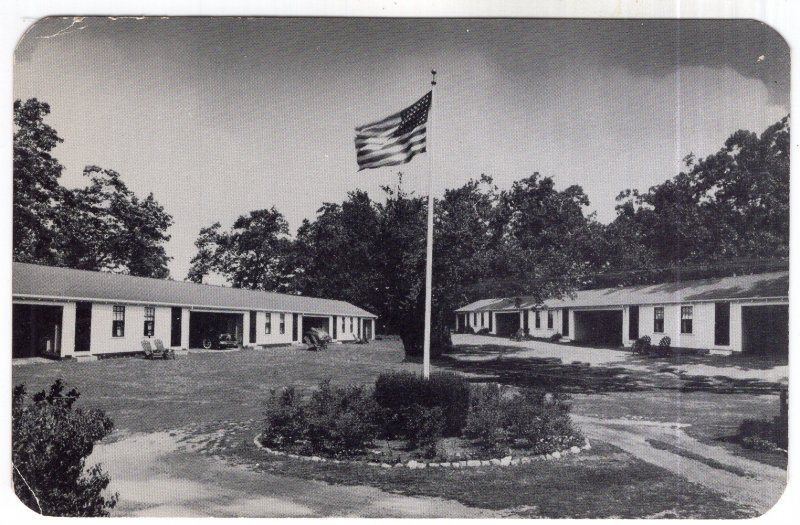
[141,340,155,359]
[153,339,176,360]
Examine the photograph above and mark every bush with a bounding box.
[656,336,672,356]
[305,380,379,456]
[402,405,445,457]
[738,412,788,452]
[374,371,470,437]
[464,383,583,455]
[12,380,118,516]
[263,380,379,457]
[476,327,490,335]
[549,332,562,342]
[631,335,651,355]
[262,386,307,448]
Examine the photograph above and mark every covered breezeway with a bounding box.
[495,312,520,337]
[573,309,623,346]
[12,303,63,358]
[189,311,243,349]
[741,305,789,356]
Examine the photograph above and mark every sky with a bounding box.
[14,17,790,280]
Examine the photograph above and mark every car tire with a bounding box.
[202,337,213,350]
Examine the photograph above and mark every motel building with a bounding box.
[12,262,377,361]
[455,271,789,356]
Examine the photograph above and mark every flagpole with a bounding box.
[422,70,437,379]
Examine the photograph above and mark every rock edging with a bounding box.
[253,434,592,469]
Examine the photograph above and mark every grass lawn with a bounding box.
[12,340,759,517]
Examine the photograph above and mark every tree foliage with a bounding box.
[187,207,294,290]
[601,115,790,285]
[13,98,174,278]
[12,380,117,516]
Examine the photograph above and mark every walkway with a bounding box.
[89,431,500,518]
[574,415,786,514]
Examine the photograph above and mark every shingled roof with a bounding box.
[456,271,789,313]
[13,263,377,318]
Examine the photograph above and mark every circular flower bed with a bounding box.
[257,372,587,468]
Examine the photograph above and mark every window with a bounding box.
[265,313,272,334]
[473,312,477,325]
[349,317,353,332]
[112,305,125,337]
[279,313,286,334]
[143,306,155,337]
[654,307,664,333]
[342,316,346,332]
[681,306,693,334]
[535,311,540,329]
[547,310,553,329]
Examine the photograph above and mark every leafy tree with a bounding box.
[291,190,382,314]
[373,183,428,355]
[187,207,294,291]
[13,99,64,263]
[54,166,173,278]
[604,115,790,284]
[13,99,174,278]
[12,380,117,516]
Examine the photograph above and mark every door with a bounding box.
[714,302,730,346]
[292,314,299,342]
[628,306,639,340]
[562,309,569,336]
[75,302,92,352]
[249,311,257,344]
[332,316,338,339]
[364,319,372,340]
[170,307,182,347]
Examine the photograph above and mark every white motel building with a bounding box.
[455,272,789,356]
[12,262,377,360]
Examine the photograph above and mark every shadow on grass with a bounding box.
[434,353,642,395]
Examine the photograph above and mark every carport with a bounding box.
[572,309,623,346]
[495,312,520,336]
[189,311,243,349]
[303,315,330,334]
[741,305,789,356]
[12,304,63,358]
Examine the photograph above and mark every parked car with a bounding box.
[201,332,240,350]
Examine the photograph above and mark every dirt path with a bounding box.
[573,415,786,514]
[89,431,501,518]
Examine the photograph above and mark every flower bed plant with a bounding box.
[260,374,585,465]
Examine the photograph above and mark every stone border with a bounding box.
[253,434,591,469]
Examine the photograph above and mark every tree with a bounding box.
[12,380,117,516]
[290,191,382,314]
[13,99,174,278]
[54,166,173,278]
[187,207,294,291]
[604,115,790,284]
[13,99,64,263]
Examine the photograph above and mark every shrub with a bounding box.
[463,383,509,453]
[12,380,118,516]
[464,383,583,455]
[402,405,445,457]
[373,371,470,437]
[738,412,788,452]
[262,386,307,448]
[263,380,379,457]
[631,335,651,355]
[656,336,672,356]
[549,332,562,342]
[305,380,379,456]
[477,327,490,335]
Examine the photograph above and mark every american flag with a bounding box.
[354,91,432,170]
